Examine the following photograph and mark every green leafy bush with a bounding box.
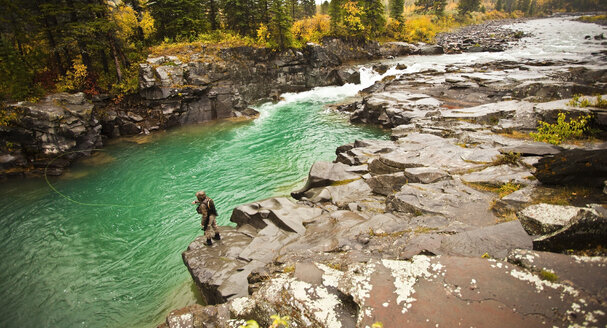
[530,112,592,145]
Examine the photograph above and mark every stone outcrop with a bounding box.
[0,93,103,177]
[533,147,607,188]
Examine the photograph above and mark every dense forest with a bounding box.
[0,0,605,102]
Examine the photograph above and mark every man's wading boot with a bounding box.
[206,238,212,246]
[213,232,221,241]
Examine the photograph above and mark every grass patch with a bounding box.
[568,94,607,109]
[498,182,522,198]
[492,152,521,166]
[465,181,521,196]
[495,210,518,223]
[498,130,534,141]
[369,228,411,237]
[539,269,558,282]
[330,178,361,186]
[578,15,607,23]
[282,265,295,274]
[532,186,595,207]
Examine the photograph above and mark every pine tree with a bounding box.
[329,0,343,33]
[320,0,330,14]
[149,0,207,40]
[458,0,481,14]
[268,0,294,49]
[301,0,317,17]
[389,0,404,19]
[361,0,385,38]
[495,0,503,10]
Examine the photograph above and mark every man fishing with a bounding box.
[192,191,220,246]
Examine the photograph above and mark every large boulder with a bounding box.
[533,147,607,188]
[517,203,582,235]
[532,206,607,252]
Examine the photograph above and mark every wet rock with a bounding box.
[387,179,497,226]
[419,44,444,55]
[533,206,607,252]
[517,203,582,235]
[533,147,607,188]
[379,42,419,57]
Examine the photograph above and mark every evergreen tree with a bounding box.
[320,0,330,14]
[458,0,481,14]
[361,0,385,38]
[149,0,207,40]
[329,0,343,32]
[389,0,404,19]
[495,0,503,10]
[268,0,294,49]
[414,0,447,16]
[301,0,317,17]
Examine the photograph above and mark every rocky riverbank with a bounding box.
[160,18,607,328]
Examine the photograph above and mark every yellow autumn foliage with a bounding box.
[291,14,330,44]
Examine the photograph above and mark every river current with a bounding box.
[0,16,605,328]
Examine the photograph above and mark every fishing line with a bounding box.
[44,148,180,208]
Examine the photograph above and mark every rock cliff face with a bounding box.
[1,38,390,178]
[0,93,103,177]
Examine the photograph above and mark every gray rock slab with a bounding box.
[292,161,362,198]
[461,164,532,186]
[366,172,409,196]
[182,228,254,305]
[401,220,533,259]
[403,167,450,184]
[388,179,497,226]
[517,203,582,235]
[325,179,373,207]
[500,142,562,156]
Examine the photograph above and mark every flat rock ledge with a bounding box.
[170,130,606,328]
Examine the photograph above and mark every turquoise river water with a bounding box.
[0,70,388,328]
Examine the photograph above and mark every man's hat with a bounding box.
[196,191,206,200]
